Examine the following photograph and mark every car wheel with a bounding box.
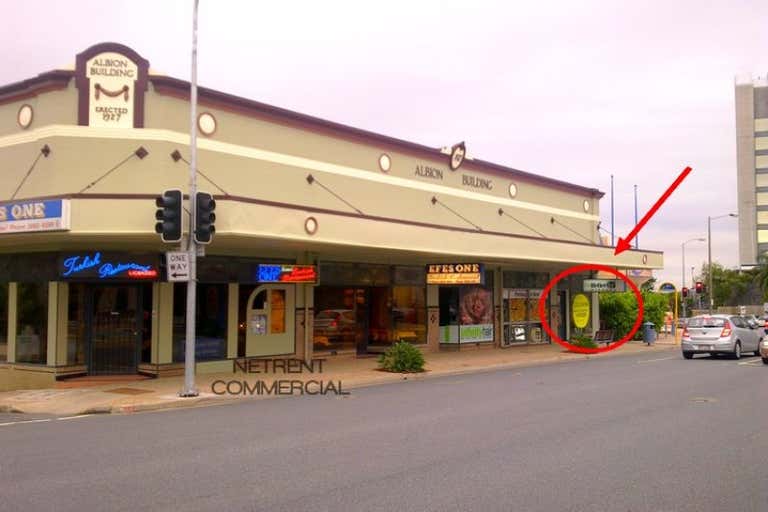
[732,342,741,360]
[755,346,762,357]
[763,357,768,365]
[683,351,694,359]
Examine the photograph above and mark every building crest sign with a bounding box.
[75,43,149,128]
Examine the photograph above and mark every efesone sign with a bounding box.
[426,263,484,285]
[0,199,70,234]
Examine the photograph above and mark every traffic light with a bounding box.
[194,191,216,244]
[155,189,183,243]
[682,287,688,298]
[695,281,703,294]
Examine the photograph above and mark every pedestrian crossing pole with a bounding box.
[180,0,200,397]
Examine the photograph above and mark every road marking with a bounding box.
[0,418,53,427]
[737,359,763,366]
[637,356,677,364]
[57,414,93,421]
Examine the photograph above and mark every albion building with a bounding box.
[0,43,663,390]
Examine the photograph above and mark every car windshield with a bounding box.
[687,317,725,328]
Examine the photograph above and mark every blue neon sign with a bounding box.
[61,252,158,280]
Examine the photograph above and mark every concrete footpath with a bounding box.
[0,340,677,416]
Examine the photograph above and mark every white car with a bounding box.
[681,314,762,360]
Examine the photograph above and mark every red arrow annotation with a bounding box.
[614,166,693,256]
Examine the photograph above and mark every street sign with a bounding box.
[166,251,190,282]
[658,282,676,294]
[583,279,626,292]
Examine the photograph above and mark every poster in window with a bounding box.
[459,285,494,342]
[528,289,543,322]
[507,289,527,322]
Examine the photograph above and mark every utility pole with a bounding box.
[633,184,638,249]
[610,174,614,247]
[181,0,200,397]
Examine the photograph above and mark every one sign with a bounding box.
[60,252,159,280]
[0,199,70,234]
[257,264,318,283]
[583,279,626,293]
[572,294,590,329]
[426,263,484,285]
[658,282,677,293]
[166,251,190,282]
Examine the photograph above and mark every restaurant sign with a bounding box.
[60,252,159,280]
[426,263,484,285]
[257,264,318,283]
[0,199,70,234]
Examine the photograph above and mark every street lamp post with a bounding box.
[682,237,705,318]
[707,213,738,314]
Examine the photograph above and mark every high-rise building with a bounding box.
[735,74,768,267]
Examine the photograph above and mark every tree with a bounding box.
[697,262,760,308]
[640,277,657,292]
[754,256,768,301]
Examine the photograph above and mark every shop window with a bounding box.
[391,286,426,344]
[16,283,48,364]
[502,270,550,345]
[270,290,286,334]
[313,287,360,352]
[0,283,7,362]
[173,283,228,362]
[439,282,495,345]
[67,284,87,365]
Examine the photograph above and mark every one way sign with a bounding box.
[166,251,190,282]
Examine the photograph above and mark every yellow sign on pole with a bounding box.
[572,294,590,329]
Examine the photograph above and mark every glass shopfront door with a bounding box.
[88,285,144,375]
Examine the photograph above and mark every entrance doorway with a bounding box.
[87,285,149,375]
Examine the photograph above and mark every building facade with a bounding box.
[735,74,768,267]
[0,43,662,390]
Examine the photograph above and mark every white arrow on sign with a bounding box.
[167,251,190,282]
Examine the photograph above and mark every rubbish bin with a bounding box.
[643,322,656,345]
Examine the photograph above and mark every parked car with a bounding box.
[681,314,762,359]
[760,337,768,365]
[759,315,768,335]
[743,314,760,328]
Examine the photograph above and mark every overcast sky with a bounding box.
[3,0,766,287]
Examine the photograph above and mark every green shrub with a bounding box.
[599,291,671,340]
[378,341,425,373]
[569,334,597,349]
[598,292,638,340]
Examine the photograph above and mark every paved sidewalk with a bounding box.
[0,341,675,416]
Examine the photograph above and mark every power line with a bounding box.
[431,196,482,231]
[10,145,51,200]
[78,147,148,193]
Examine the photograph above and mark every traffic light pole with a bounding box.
[181,0,200,397]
